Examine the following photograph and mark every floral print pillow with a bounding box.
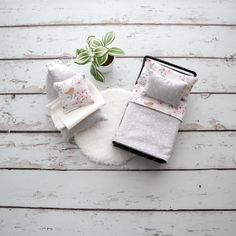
[54,74,94,113]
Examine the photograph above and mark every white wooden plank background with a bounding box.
[1,94,235,131]
[1,58,236,94]
[1,132,235,170]
[1,26,236,59]
[0,0,236,235]
[1,209,235,236]
[0,0,236,26]
[0,170,235,209]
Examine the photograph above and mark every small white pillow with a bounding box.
[46,62,77,102]
[54,75,94,113]
[145,74,188,107]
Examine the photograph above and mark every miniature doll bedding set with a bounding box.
[113,56,198,163]
[46,63,134,165]
[46,57,197,165]
[46,63,107,140]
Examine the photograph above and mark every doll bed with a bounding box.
[112,56,197,163]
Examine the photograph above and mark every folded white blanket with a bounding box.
[47,79,106,130]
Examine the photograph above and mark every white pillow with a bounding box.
[46,62,76,102]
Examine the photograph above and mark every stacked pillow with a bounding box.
[46,62,106,140]
[46,63,76,102]
[54,74,94,113]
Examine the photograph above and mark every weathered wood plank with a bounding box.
[0,170,235,209]
[181,94,236,130]
[0,26,235,59]
[1,58,236,93]
[0,208,235,236]
[1,132,236,170]
[0,0,236,26]
[0,94,235,131]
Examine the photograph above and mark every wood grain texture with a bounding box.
[0,208,236,236]
[1,58,236,94]
[0,0,236,26]
[0,170,235,209]
[1,132,236,170]
[0,25,235,59]
[0,0,235,234]
[0,94,235,131]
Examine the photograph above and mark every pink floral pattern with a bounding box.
[54,74,94,113]
[130,58,198,121]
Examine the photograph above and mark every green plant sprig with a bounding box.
[75,32,125,82]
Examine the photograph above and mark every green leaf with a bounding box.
[89,37,103,49]
[75,51,90,65]
[87,35,95,45]
[90,63,97,78]
[102,31,115,46]
[85,44,93,56]
[95,69,105,82]
[90,64,105,82]
[96,53,108,66]
[93,57,100,67]
[76,48,85,56]
[108,47,125,56]
[76,49,81,56]
[94,46,108,58]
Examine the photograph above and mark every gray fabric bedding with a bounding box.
[113,102,180,163]
[60,109,107,140]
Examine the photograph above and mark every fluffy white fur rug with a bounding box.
[74,88,135,165]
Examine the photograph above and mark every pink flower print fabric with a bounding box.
[54,74,94,113]
[129,58,198,121]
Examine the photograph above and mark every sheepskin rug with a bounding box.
[75,88,135,165]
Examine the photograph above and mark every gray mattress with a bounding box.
[113,102,180,163]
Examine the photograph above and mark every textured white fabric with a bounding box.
[75,88,134,166]
[60,110,107,140]
[47,98,64,130]
[47,79,105,130]
[46,62,77,102]
[113,102,180,163]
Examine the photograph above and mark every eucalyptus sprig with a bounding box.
[75,32,125,82]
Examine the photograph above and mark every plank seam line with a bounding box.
[0,130,60,134]
[0,206,235,212]
[1,130,236,133]
[1,92,236,96]
[0,168,236,171]
[0,23,236,28]
[0,56,236,60]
